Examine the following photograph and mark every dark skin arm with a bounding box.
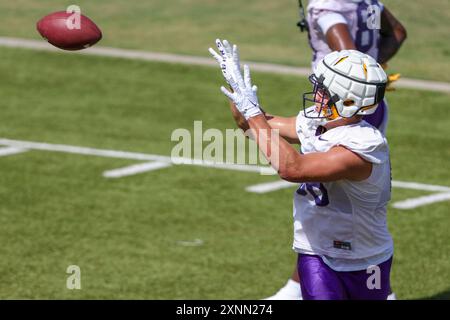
[378,7,407,64]
[324,7,406,64]
[325,23,357,51]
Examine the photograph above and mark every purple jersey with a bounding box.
[307,0,384,70]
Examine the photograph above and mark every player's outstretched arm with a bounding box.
[229,100,299,144]
[264,114,299,144]
[247,115,372,182]
[228,100,250,131]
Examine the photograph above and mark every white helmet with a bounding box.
[303,50,387,119]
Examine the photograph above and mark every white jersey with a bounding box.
[307,0,384,69]
[293,107,393,268]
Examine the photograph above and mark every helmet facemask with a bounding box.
[303,74,340,120]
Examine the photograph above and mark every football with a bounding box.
[36,11,102,50]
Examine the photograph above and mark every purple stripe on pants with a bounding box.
[297,254,392,300]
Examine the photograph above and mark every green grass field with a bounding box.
[0,1,449,299]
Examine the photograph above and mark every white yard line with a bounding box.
[246,180,450,194]
[0,138,170,161]
[103,161,172,178]
[392,180,450,192]
[0,146,28,157]
[1,37,449,93]
[245,179,450,210]
[392,193,450,210]
[0,138,270,174]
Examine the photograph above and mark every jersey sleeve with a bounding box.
[317,12,348,35]
[307,0,358,35]
[338,138,388,164]
[333,126,389,164]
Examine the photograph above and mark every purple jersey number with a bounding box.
[297,183,330,207]
[355,1,378,53]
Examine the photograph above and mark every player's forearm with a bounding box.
[378,35,405,64]
[229,101,299,143]
[247,114,303,180]
[229,101,250,131]
[265,114,300,144]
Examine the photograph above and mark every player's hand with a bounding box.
[208,39,241,86]
[220,64,262,120]
[209,39,262,119]
[386,73,401,91]
[381,63,400,91]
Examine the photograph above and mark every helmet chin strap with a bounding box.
[357,103,379,115]
[323,104,340,121]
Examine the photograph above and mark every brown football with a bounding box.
[37,11,102,51]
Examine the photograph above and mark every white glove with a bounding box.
[209,39,241,86]
[221,64,262,120]
[209,39,262,120]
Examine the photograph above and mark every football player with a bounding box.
[210,40,393,300]
[266,0,406,300]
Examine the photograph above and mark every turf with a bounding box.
[0,0,449,81]
[0,47,449,299]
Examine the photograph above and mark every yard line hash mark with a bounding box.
[103,161,172,178]
[176,239,204,247]
[391,193,450,210]
[0,138,449,210]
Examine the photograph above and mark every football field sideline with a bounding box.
[1,137,449,210]
[0,36,449,94]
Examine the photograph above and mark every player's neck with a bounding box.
[324,115,363,131]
